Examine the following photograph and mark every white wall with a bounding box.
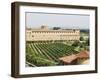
[0,0,100,80]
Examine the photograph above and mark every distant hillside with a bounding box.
[80,29,89,33]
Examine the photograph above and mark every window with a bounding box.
[32,35,34,37]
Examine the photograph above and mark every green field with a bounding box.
[26,42,79,67]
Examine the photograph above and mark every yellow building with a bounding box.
[26,26,80,41]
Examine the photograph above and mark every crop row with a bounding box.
[26,42,76,66]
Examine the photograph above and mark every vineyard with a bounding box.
[26,42,78,67]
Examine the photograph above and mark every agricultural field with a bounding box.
[26,42,76,67]
[26,41,89,67]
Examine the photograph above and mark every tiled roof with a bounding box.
[77,50,89,58]
[59,54,77,63]
[59,51,89,63]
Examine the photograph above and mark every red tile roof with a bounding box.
[59,50,89,63]
[59,54,77,63]
[77,50,89,58]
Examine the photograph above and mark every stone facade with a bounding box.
[26,26,80,41]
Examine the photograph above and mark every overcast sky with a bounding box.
[26,12,90,29]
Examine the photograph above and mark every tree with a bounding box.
[72,41,79,47]
[53,27,61,30]
[85,38,89,46]
[80,36,84,41]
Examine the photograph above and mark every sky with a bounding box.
[26,12,90,29]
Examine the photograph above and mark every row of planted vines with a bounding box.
[26,42,78,67]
